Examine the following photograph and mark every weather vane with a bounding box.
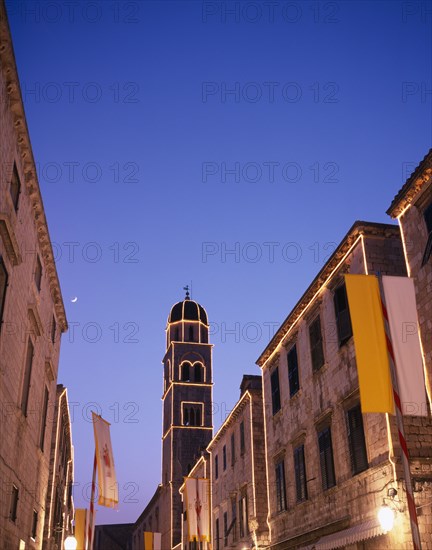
[183,285,190,299]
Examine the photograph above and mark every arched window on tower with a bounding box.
[194,363,203,382]
[182,402,203,427]
[181,362,191,381]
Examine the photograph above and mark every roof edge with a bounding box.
[256,220,400,367]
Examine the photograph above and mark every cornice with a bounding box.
[0,1,67,332]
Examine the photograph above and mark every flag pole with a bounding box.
[88,451,97,550]
[378,274,421,550]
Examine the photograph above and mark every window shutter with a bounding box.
[309,317,325,371]
[287,345,300,396]
[271,368,281,414]
[334,285,352,345]
[294,445,307,502]
[319,428,336,490]
[347,405,368,474]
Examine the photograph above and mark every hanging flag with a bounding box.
[184,477,211,542]
[143,532,162,550]
[75,508,88,550]
[92,413,119,507]
[382,276,428,416]
[344,274,394,413]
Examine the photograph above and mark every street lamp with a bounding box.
[378,504,395,533]
[64,535,78,550]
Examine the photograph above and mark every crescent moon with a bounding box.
[71,297,78,303]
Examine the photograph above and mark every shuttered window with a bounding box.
[318,427,336,490]
[239,492,248,538]
[231,433,235,466]
[35,255,42,292]
[10,164,21,211]
[10,485,19,522]
[223,512,228,546]
[334,283,352,346]
[40,387,49,451]
[216,518,220,550]
[271,367,281,414]
[215,455,219,479]
[422,202,432,266]
[21,339,34,416]
[294,445,308,502]
[309,316,325,371]
[287,345,300,397]
[0,258,8,329]
[347,404,368,475]
[240,421,245,456]
[223,445,227,470]
[275,460,287,512]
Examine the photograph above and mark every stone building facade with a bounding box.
[207,375,269,550]
[43,385,74,549]
[0,2,69,548]
[256,220,432,549]
[387,149,432,394]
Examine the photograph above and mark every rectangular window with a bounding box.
[231,497,237,541]
[275,460,287,512]
[40,387,49,451]
[31,510,38,540]
[223,512,228,546]
[10,163,21,212]
[51,315,56,344]
[35,255,42,292]
[309,316,325,371]
[215,455,219,480]
[10,485,18,522]
[223,445,227,471]
[347,404,368,475]
[21,339,34,416]
[318,427,336,490]
[215,518,220,550]
[422,202,432,266]
[240,421,245,456]
[294,445,308,502]
[239,493,248,538]
[287,344,300,397]
[334,283,352,346]
[271,367,281,415]
[231,433,235,466]
[0,258,8,329]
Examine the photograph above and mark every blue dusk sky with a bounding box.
[6,0,431,525]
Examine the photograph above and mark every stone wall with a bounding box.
[0,3,67,547]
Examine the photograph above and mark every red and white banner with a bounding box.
[382,276,428,416]
[92,413,119,507]
[185,478,211,542]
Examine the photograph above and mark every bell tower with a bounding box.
[161,289,213,548]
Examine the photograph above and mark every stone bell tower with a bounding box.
[161,288,213,548]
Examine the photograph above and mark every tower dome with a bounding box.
[166,287,209,347]
[168,299,208,326]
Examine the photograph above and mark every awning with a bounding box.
[302,518,387,549]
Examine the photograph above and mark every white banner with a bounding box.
[382,276,428,416]
[92,413,119,507]
[185,478,211,542]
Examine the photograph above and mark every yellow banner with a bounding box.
[345,274,394,413]
[75,509,87,550]
[144,532,153,550]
